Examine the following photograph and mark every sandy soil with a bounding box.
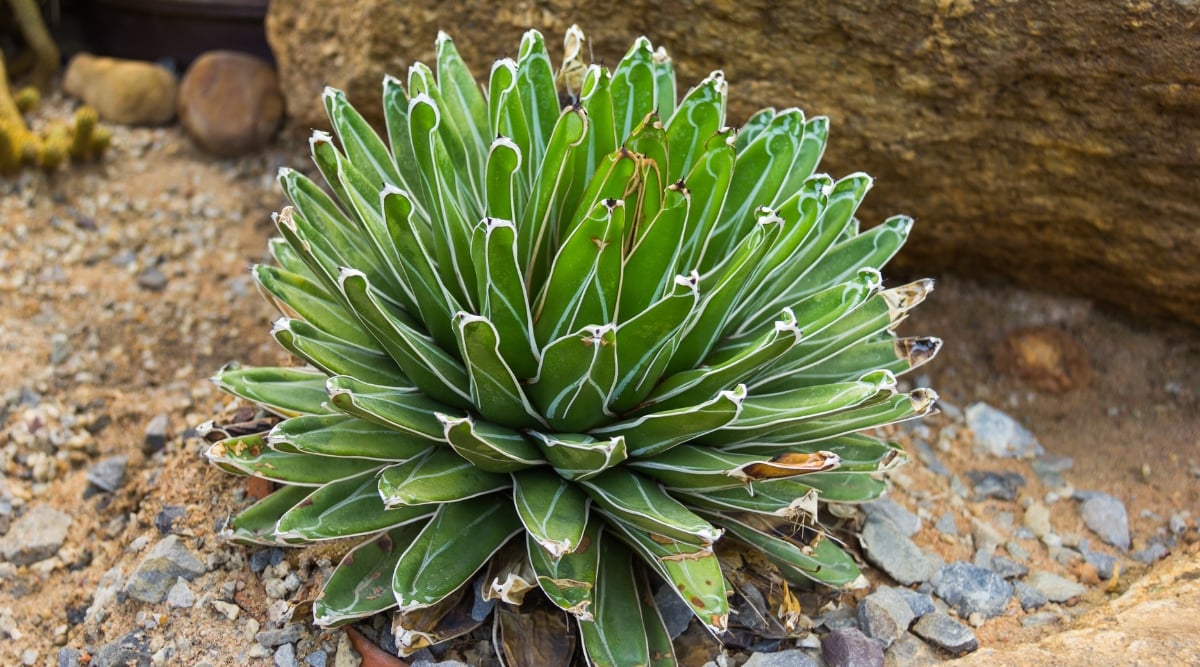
[0,106,1196,666]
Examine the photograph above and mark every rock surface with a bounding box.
[822,627,884,667]
[178,51,284,157]
[0,505,71,565]
[265,1,1200,325]
[62,53,177,125]
[860,514,943,585]
[912,612,979,656]
[121,536,207,603]
[931,562,1014,619]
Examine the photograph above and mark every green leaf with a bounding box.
[651,44,676,121]
[382,75,427,203]
[636,565,678,667]
[513,468,592,558]
[734,108,775,152]
[577,538,651,667]
[793,471,888,502]
[704,511,865,588]
[603,513,728,632]
[702,109,806,271]
[520,105,588,287]
[608,274,698,413]
[326,375,458,442]
[668,214,781,373]
[579,468,721,546]
[578,67,618,176]
[594,385,745,458]
[439,413,545,473]
[392,496,522,612]
[434,31,490,182]
[610,36,658,143]
[483,137,523,225]
[629,445,840,492]
[527,519,601,619]
[267,414,434,461]
[793,215,913,298]
[408,93,478,308]
[725,267,880,352]
[471,217,539,378]
[776,115,829,206]
[225,485,311,545]
[314,523,426,626]
[212,364,331,417]
[377,448,510,507]
[515,30,562,167]
[379,187,457,347]
[644,308,800,412]
[528,431,628,482]
[785,335,942,387]
[618,182,690,319]
[528,325,617,432]
[533,198,624,344]
[452,313,542,428]
[276,472,434,540]
[271,317,407,386]
[206,433,383,486]
[324,86,404,190]
[676,130,735,270]
[254,265,375,348]
[559,147,638,243]
[717,386,939,450]
[674,479,820,522]
[338,270,472,410]
[664,71,726,182]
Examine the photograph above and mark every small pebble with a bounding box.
[934,512,958,536]
[1131,542,1170,564]
[144,414,170,453]
[212,600,241,621]
[1024,571,1086,602]
[137,266,168,291]
[912,612,979,656]
[822,627,884,667]
[1076,492,1131,551]
[275,643,298,667]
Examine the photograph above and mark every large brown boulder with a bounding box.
[266,1,1200,326]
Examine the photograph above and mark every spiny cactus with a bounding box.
[204,27,940,664]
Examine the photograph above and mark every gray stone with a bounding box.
[1077,539,1117,580]
[913,441,951,477]
[122,535,206,603]
[934,512,958,536]
[1031,456,1073,489]
[931,562,1013,619]
[0,505,72,565]
[93,629,151,667]
[654,582,694,639]
[1132,542,1170,564]
[166,577,195,608]
[822,627,884,667]
[274,643,298,667]
[56,647,82,667]
[1169,512,1190,535]
[86,455,128,493]
[894,588,935,619]
[155,506,187,535]
[966,470,1026,501]
[136,266,168,291]
[1013,581,1049,611]
[143,414,169,453]
[743,650,819,667]
[1023,501,1052,538]
[912,612,979,656]
[883,633,937,667]
[856,588,915,647]
[258,624,305,648]
[965,403,1044,458]
[1077,492,1130,551]
[1020,611,1061,628]
[304,651,328,667]
[412,661,472,667]
[1025,571,1086,602]
[860,515,943,585]
[988,555,1029,579]
[0,498,12,536]
[862,498,921,537]
[971,517,1007,554]
[815,603,859,631]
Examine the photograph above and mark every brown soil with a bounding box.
[0,103,1196,666]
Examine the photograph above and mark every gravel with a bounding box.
[1024,571,1086,602]
[166,578,196,608]
[122,535,207,603]
[743,650,819,667]
[0,505,72,565]
[860,514,944,585]
[862,498,921,537]
[143,413,170,453]
[86,455,128,493]
[931,562,1014,619]
[966,470,1026,501]
[912,612,979,656]
[965,402,1045,458]
[1132,542,1170,564]
[822,627,884,667]
[1077,539,1118,580]
[1077,492,1131,551]
[856,587,915,647]
[1014,581,1049,611]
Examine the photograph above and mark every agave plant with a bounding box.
[204,26,939,664]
